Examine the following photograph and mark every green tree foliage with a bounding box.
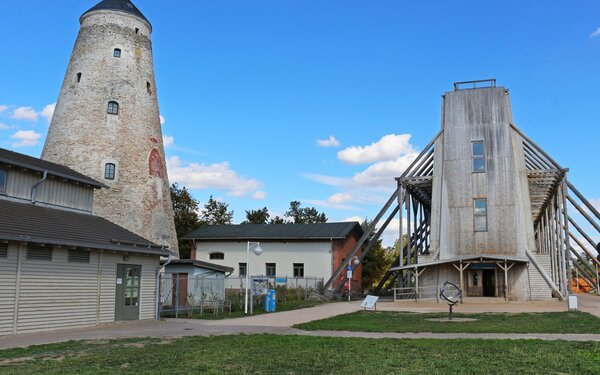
[242,207,270,224]
[359,219,395,290]
[201,196,234,225]
[170,183,202,258]
[270,216,287,224]
[285,201,328,224]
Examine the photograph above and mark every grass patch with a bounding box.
[1,335,600,374]
[164,299,328,320]
[295,311,600,333]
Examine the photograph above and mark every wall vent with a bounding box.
[27,245,52,261]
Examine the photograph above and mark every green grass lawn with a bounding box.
[295,311,600,334]
[1,335,599,374]
[163,299,328,320]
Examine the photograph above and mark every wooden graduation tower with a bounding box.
[323,80,600,301]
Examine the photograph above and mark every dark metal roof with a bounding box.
[182,222,363,241]
[163,259,234,274]
[81,0,151,29]
[0,148,105,188]
[390,254,529,271]
[0,199,169,256]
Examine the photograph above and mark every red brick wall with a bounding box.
[331,235,362,293]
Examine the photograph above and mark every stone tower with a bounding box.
[42,0,178,255]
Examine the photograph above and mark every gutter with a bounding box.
[155,251,174,320]
[31,170,48,204]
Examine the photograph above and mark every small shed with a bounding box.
[162,260,233,308]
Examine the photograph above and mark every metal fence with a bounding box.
[225,276,324,295]
[159,274,229,318]
[393,286,440,302]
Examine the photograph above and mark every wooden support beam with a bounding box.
[567,181,600,221]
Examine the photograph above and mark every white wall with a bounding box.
[195,241,332,280]
[0,242,160,335]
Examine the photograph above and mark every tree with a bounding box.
[242,207,270,224]
[360,219,396,290]
[170,183,202,258]
[284,200,328,224]
[270,216,287,224]
[200,196,234,225]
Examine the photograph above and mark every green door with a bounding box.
[115,264,142,321]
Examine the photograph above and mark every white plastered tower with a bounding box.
[42,0,178,255]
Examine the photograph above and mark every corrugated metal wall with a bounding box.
[0,243,18,336]
[0,243,160,335]
[4,169,94,212]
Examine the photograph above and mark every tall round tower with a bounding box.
[42,0,178,255]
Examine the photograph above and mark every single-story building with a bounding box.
[162,259,233,308]
[0,148,170,335]
[182,222,364,292]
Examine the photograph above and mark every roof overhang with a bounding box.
[390,254,529,271]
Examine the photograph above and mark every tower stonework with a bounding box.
[42,0,178,255]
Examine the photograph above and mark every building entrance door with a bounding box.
[482,269,496,297]
[115,264,142,321]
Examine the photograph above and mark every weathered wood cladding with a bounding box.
[2,168,94,212]
[430,87,532,259]
[0,243,159,335]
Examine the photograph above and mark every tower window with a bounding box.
[76,73,82,83]
[113,48,121,58]
[135,28,139,34]
[104,163,116,180]
[146,82,152,95]
[472,141,485,173]
[107,101,119,115]
[474,198,488,232]
[0,169,6,194]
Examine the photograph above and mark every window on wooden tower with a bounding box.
[104,163,116,180]
[107,101,119,115]
[0,169,6,194]
[76,73,82,83]
[472,141,485,173]
[474,198,488,232]
[113,48,121,58]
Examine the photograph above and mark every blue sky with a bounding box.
[1,1,599,245]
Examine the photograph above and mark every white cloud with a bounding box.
[163,135,174,148]
[0,123,14,130]
[10,130,42,147]
[342,216,364,224]
[41,103,56,122]
[252,191,267,200]
[306,193,361,211]
[590,28,600,38]
[316,135,340,148]
[352,153,418,187]
[0,105,7,113]
[166,156,264,197]
[338,134,417,165]
[11,106,39,121]
[590,198,600,212]
[160,115,166,125]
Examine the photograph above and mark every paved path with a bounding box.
[1,296,599,350]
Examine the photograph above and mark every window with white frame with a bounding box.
[209,252,224,260]
[239,262,247,277]
[266,263,276,277]
[293,263,304,278]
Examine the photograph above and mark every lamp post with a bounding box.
[347,256,360,302]
[245,241,263,314]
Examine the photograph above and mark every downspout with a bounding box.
[155,251,174,320]
[31,170,48,204]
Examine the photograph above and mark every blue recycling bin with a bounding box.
[264,289,277,312]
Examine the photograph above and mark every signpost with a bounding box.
[347,264,353,302]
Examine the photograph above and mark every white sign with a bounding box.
[346,270,353,279]
[361,295,379,310]
[116,278,123,285]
